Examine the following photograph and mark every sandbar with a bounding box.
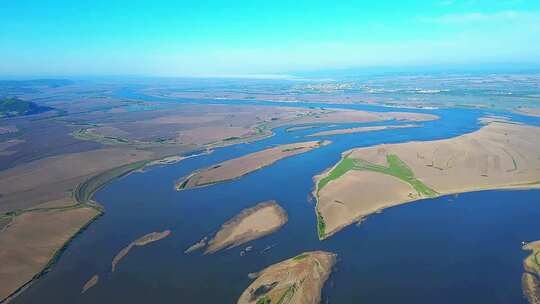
[207,201,287,254]
[307,123,420,137]
[81,275,99,293]
[285,125,320,132]
[185,201,288,254]
[176,140,330,190]
[111,230,171,272]
[237,251,336,304]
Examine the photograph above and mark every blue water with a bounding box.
[13,91,540,303]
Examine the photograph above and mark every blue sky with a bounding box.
[1,0,540,76]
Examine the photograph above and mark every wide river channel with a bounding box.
[14,91,540,303]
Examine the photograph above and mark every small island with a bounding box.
[307,123,419,137]
[111,230,171,272]
[237,251,336,304]
[522,241,540,304]
[81,275,99,294]
[186,201,288,254]
[176,140,330,190]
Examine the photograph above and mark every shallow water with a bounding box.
[13,93,540,303]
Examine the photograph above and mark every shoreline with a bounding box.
[311,147,540,241]
[0,209,102,304]
[0,122,295,302]
[205,201,288,254]
[315,180,540,240]
[176,140,331,191]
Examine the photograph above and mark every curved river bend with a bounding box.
[14,92,540,303]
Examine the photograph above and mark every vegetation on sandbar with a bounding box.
[316,210,326,239]
[315,153,437,239]
[317,154,437,197]
[292,253,308,261]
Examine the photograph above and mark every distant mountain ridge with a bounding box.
[0,79,74,88]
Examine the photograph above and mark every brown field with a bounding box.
[317,170,417,236]
[204,201,288,254]
[314,121,540,238]
[0,206,99,301]
[0,115,103,171]
[307,123,419,137]
[237,251,336,304]
[177,140,330,190]
[0,148,153,212]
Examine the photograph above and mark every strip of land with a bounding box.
[0,206,100,300]
[186,201,288,254]
[285,125,320,132]
[523,241,540,304]
[237,251,336,304]
[81,275,99,294]
[307,123,420,137]
[176,140,330,190]
[517,107,540,117]
[313,121,540,239]
[111,230,171,272]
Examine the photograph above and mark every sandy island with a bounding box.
[176,140,330,190]
[111,230,171,272]
[186,201,288,254]
[313,121,540,239]
[307,123,420,137]
[81,274,99,294]
[237,251,336,304]
[285,125,321,132]
[523,241,540,304]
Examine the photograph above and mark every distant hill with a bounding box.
[0,97,53,118]
[0,79,74,88]
[0,79,74,94]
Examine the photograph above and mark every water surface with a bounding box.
[14,94,540,303]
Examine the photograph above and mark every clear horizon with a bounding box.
[2,0,540,77]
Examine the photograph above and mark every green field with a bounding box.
[317,154,437,197]
[316,156,356,192]
[256,296,271,304]
[316,210,326,239]
[354,154,438,197]
[316,153,437,239]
